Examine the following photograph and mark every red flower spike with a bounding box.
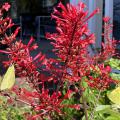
[93,17,118,64]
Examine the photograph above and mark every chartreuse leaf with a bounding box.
[105,116,120,120]
[0,64,15,90]
[105,108,120,120]
[94,104,120,120]
[107,87,120,104]
[95,105,110,112]
[0,76,2,84]
[109,58,120,70]
[110,73,120,81]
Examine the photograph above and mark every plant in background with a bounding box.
[0,1,119,120]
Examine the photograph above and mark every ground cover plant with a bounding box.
[0,1,120,120]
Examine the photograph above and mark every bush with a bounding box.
[0,2,119,120]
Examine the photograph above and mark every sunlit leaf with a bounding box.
[110,73,120,81]
[107,87,120,104]
[95,105,110,112]
[109,58,120,70]
[105,115,120,120]
[0,76,2,84]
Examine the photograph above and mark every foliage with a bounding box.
[107,87,120,104]
[0,96,25,120]
[0,1,120,120]
[108,58,120,70]
[110,73,120,81]
[106,58,120,81]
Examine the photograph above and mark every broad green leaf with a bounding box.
[105,115,120,120]
[83,88,96,104]
[107,87,120,104]
[95,105,110,112]
[110,73,120,81]
[82,79,88,88]
[109,58,120,70]
[112,104,120,109]
[0,64,15,90]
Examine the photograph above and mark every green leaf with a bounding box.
[107,87,120,104]
[95,105,110,112]
[110,73,120,81]
[0,64,15,90]
[105,115,120,120]
[0,76,2,84]
[109,58,120,70]
[81,79,88,88]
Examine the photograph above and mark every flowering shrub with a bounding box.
[0,2,119,120]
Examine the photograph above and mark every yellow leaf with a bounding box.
[0,76,2,84]
[0,64,15,90]
[107,87,120,104]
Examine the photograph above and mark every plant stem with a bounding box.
[81,90,88,120]
[15,98,32,106]
[89,90,101,120]
[79,74,88,120]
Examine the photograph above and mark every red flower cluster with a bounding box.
[46,2,99,82]
[46,1,117,89]
[86,64,117,90]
